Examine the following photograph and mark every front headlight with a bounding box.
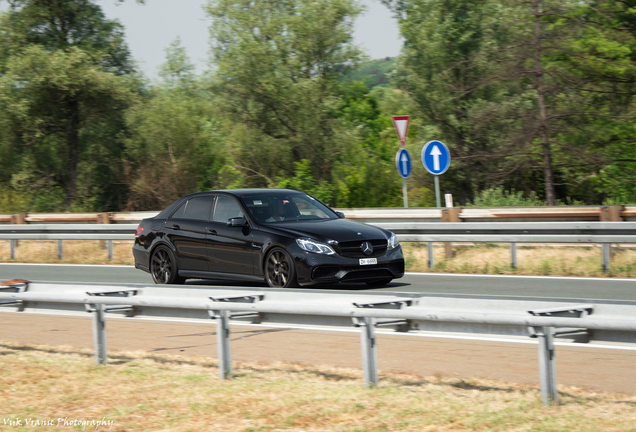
[387,233,400,250]
[296,238,336,255]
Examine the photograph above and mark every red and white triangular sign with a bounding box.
[392,115,410,147]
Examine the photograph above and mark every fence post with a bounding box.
[536,326,558,406]
[57,240,64,260]
[212,310,232,380]
[98,213,113,259]
[90,303,108,365]
[441,207,461,259]
[10,239,16,260]
[510,243,518,269]
[599,205,624,272]
[359,317,379,388]
[427,242,434,269]
[10,213,26,249]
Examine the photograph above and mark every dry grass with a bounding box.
[1,341,635,432]
[1,240,635,278]
[403,243,636,278]
[0,240,135,265]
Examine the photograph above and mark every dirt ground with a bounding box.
[1,312,634,396]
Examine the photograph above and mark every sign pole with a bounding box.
[434,175,441,208]
[402,178,408,208]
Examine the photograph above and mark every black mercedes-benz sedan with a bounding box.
[133,189,404,287]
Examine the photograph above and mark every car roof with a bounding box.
[185,188,304,198]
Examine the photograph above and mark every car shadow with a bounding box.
[183,278,410,291]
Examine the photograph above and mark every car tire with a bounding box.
[365,278,393,287]
[150,246,185,285]
[264,248,298,288]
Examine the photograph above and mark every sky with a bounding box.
[94,0,403,79]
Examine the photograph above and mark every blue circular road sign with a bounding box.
[421,140,451,175]
[395,148,412,178]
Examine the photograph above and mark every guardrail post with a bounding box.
[90,303,108,365]
[427,242,434,269]
[10,240,16,260]
[359,317,379,388]
[510,243,518,269]
[10,213,26,248]
[536,326,558,406]
[214,310,232,380]
[441,208,461,259]
[57,240,64,260]
[600,205,623,271]
[98,213,112,255]
[601,243,610,272]
[600,205,624,222]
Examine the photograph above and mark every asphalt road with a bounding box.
[1,263,635,301]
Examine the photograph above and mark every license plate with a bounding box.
[359,258,377,266]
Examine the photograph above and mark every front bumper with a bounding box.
[293,245,405,286]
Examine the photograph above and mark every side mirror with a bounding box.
[227,217,248,227]
[336,211,345,219]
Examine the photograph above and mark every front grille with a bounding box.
[337,239,387,258]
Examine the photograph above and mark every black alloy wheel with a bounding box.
[265,248,298,288]
[150,246,185,285]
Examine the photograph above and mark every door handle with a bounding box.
[171,224,180,230]
[206,228,217,235]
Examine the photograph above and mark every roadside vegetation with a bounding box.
[1,342,635,432]
[2,240,635,278]
[2,1,636,215]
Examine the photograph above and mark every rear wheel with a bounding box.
[150,246,185,285]
[264,248,298,288]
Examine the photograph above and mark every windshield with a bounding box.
[240,192,338,224]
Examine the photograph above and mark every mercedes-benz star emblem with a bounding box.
[361,241,374,256]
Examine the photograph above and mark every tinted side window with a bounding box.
[183,196,213,221]
[170,201,187,219]
[170,196,213,221]
[213,196,244,222]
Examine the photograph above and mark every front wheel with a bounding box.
[264,248,298,288]
[150,246,185,285]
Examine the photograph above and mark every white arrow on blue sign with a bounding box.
[421,140,450,175]
[395,148,412,178]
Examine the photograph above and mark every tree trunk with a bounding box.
[65,98,80,203]
[533,0,557,206]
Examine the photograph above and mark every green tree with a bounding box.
[123,39,225,210]
[385,0,518,205]
[385,0,636,206]
[0,0,139,210]
[206,0,364,197]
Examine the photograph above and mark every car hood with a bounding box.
[265,218,391,243]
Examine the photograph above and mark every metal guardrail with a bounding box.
[1,281,636,406]
[0,222,634,271]
[1,205,636,225]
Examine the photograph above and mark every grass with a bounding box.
[402,242,636,278]
[1,240,635,278]
[1,341,635,431]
